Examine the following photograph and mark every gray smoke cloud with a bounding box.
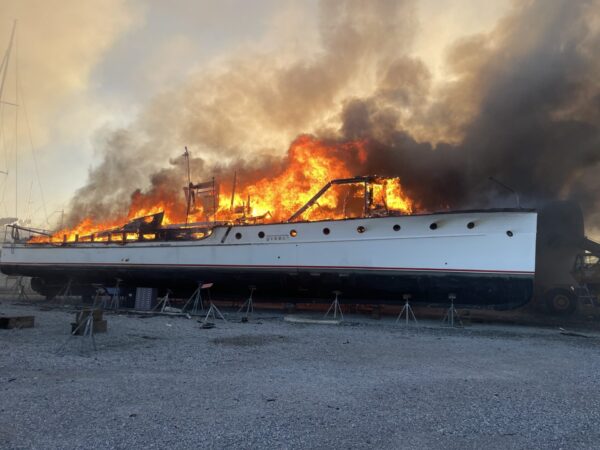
[66,0,600,235]
[339,0,600,227]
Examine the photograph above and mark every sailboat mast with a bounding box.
[0,20,16,107]
[0,21,18,219]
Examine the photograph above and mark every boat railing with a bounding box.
[286,175,410,222]
[4,224,51,244]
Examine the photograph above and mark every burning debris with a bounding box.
[29,136,414,243]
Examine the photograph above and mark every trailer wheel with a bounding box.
[544,288,577,315]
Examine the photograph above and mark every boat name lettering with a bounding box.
[266,235,289,241]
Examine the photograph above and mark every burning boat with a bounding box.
[0,171,537,308]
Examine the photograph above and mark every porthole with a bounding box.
[235,232,242,240]
[290,229,297,237]
[258,231,265,239]
[357,226,366,234]
[323,227,330,235]
[393,224,401,232]
[506,230,513,237]
[467,222,475,229]
[429,223,438,230]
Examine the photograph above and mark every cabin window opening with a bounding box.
[467,222,475,229]
[290,230,298,237]
[235,232,242,240]
[506,230,513,237]
[258,231,265,239]
[323,228,330,235]
[357,226,366,234]
[429,223,438,230]
[393,224,401,232]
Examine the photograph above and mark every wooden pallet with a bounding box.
[0,315,35,329]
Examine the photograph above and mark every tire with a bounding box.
[544,288,577,315]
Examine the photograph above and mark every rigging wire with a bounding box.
[0,21,15,102]
[0,103,8,209]
[0,100,9,214]
[0,21,17,218]
[19,82,49,225]
[0,20,49,227]
[24,179,32,224]
[0,98,8,213]
[14,22,17,219]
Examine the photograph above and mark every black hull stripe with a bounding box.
[1,262,534,275]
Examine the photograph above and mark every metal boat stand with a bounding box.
[396,294,418,326]
[182,282,213,315]
[202,301,227,324]
[108,279,122,310]
[154,289,173,312]
[15,277,29,301]
[56,289,103,354]
[57,311,97,355]
[237,285,256,318]
[324,290,343,321]
[442,293,463,327]
[53,278,74,306]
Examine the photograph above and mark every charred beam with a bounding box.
[287,176,377,222]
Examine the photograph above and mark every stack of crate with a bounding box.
[71,309,107,334]
[134,287,158,310]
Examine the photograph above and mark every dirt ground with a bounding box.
[1,297,600,449]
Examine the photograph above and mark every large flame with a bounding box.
[33,136,414,243]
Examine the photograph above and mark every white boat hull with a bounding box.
[0,210,537,307]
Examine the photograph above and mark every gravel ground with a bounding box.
[1,299,600,450]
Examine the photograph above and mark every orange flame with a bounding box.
[32,136,414,243]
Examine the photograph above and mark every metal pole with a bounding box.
[14,24,18,219]
[489,177,521,209]
[212,177,216,223]
[363,181,368,217]
[230,171,236,212]
[184,147,191,224]
[0,21,16,106]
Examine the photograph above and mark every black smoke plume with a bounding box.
[66,0,600,234]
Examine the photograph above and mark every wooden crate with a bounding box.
[0,316,35,329]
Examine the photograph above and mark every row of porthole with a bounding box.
[426,221,513,236]
[236,230,299,239]
[234,223,514,239]
[424,221,513,236]
[426,221,473,230]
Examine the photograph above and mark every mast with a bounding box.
[0,20,16,106]
[0,21,18,219]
